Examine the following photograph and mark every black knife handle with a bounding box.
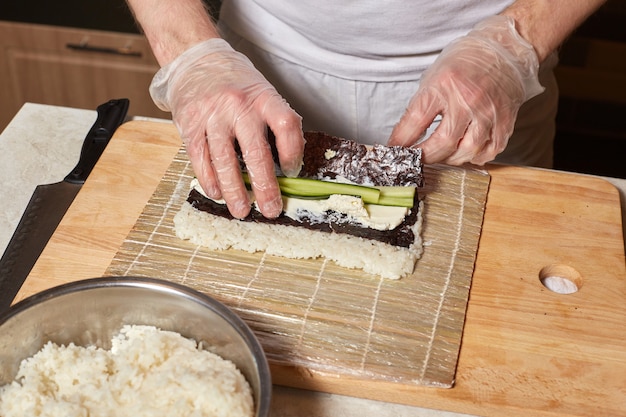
[64,98,130,184]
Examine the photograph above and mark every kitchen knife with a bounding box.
[0,98,129,311]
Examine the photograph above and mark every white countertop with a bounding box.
[0,102,476,417]
[1,103,625,417]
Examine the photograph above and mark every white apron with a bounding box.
[218,0,559,168]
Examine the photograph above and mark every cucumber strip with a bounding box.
[374,196,415,208]
[376,185,416,198]
[243,172,379,203]
[242,172,415,207]
[376,186,416,207]
[278,177,381,204]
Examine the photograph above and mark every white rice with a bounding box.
[0,325,254,417]
[173,200,424,280]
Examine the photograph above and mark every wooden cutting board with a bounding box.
[16,121,626,416]
[104,145,489,390]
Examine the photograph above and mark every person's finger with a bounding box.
[388,87,443,148]
[262,93,305,178]
[235,103,283,219]
[183,132,221,200]
[206,120,252,220]
[175,103,222,200]
[444,116,491,165]
[417,104,472,165]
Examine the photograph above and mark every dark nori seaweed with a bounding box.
[194,131,424,248]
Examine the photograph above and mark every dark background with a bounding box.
[1,0,625,178]
[552,1,626,178]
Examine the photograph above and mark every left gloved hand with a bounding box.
[149,39,305,219]
[388,15,544,166]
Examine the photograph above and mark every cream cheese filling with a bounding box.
[190,178,409,231]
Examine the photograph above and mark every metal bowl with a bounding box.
[0,276,271,416]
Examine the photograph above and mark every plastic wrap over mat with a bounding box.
[106,147,490,388]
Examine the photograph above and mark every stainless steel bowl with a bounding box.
[0,276,271,417]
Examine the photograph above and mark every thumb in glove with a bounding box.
[389,15,544,166]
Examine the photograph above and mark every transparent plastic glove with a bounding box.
[389,15,544,166]
[150,38,305,219]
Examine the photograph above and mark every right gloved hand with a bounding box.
[388,15,544,166]
[150,38,305,219]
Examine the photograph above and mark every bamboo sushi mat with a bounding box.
[105,147,490,388]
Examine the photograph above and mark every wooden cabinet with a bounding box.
[0,21,170,131]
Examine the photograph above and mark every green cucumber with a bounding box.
[277,176,382,204]
[241,172,415,208]
[375,186,416,207]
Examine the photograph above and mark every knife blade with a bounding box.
[0,98,129,310]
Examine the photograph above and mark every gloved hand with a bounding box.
[150,38,305,219]
[388,15,544,166]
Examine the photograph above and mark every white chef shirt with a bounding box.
[217,0,558,168]
[219,0,515,81]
